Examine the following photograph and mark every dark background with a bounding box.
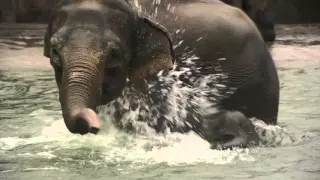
[0,0,319,24]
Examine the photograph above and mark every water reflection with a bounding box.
[0,70,59,137]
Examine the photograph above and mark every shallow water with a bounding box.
[0,58,320,180]
[1,23,320,179]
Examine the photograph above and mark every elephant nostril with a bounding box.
[89,126,100,134]
[74,116,90,135]
[71,108,101,135]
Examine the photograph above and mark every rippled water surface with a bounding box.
[1,26,320,180]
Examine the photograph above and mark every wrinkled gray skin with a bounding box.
[43,0,279,149]
[44,0,175,134]
[129,0,279,148]
[131,0,279,123]
[223,0,276,41]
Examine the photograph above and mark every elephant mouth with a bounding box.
[211,132,249,150]
[101,75,127,103]
[202,111,260,150]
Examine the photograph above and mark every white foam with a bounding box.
[251,118,309,147]
[0,110,304,169]
[0,53,298,168]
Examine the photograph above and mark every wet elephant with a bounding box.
[43,0,280,149]
[223,0,276,42]
[132,0,279,124]
[44,0,175,134]
[243,0,276,42]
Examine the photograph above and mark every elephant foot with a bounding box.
[68,108,101,135]
[202,111,259,150]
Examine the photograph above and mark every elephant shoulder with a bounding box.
[220,4,265,42]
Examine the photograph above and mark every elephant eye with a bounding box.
[106,47,124,67]
[111,48,120,59]
[50,48,62,70]
[105,41,124,67]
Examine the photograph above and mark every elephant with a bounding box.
[242,0,276,42]
[222,0,276,42]
[43,0,279,149]
[130,0,279,122]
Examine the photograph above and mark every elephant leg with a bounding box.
[221,82,279,125]
[220,26,279,124]
[242,0,276,42]
[253,10,276,42]
[258,89,279,125]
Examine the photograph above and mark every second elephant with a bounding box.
[223,0,276,41]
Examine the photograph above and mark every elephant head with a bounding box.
[44,0,174,134]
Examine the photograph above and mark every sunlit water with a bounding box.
[1,48,320,179]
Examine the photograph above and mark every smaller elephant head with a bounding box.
[201,111,259,149]
[44,0,174,134]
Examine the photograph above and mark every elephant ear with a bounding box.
[43,6,56,58]
[129,16,175,86]
[44,24,52,58]
[43,1,64,58]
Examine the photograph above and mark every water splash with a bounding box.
[97,53,232,136]
[0,57,308,172]
[0,68,312,177]
[251,118,312,147]
[0,112,306,169]
[0,5,315,174]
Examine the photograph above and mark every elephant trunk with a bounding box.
[60,48,104,135]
